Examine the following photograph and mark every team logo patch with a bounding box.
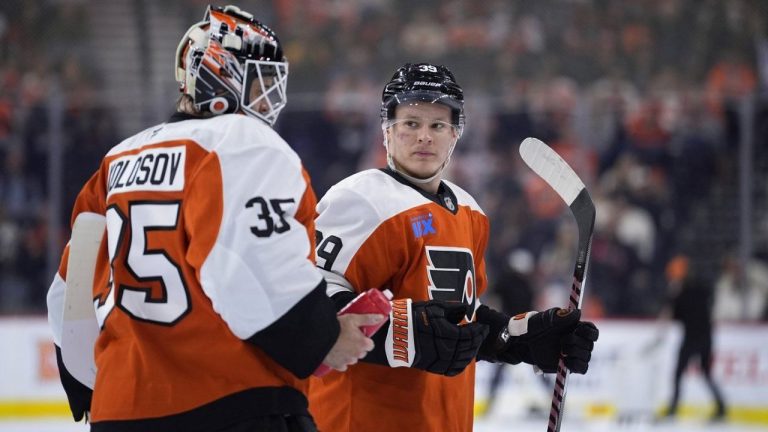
[443,197,455,211]
[425,246,476,321]
[410,213,436,239]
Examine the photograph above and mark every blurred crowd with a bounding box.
[0,0,766,320]
[0,0,119,312]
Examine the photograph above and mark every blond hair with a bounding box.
[175,94,211,117]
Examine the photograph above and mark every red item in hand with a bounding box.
[313,289,393,377]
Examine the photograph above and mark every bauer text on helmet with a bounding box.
[381,63,465,131]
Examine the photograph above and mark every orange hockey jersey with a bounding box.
[309,168,490,432]
[46,113,336,426]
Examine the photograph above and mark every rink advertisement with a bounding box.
[0,318,71,417]
[571,320,767,423]
[1,317,767,424]
[475,319,768,425]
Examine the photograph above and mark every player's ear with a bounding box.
[384,126,394,143]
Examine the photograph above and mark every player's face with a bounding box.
[387,103,458,181]
[247,75,275,115]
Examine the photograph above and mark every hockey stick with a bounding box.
[518,137,595,432]
[61,212,106,390]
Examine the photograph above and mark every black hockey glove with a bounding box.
[54,345,92,422]
[385,299,488,376]
[476,306,598,374]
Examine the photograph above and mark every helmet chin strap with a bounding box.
[383,126,458,187]
[386,153,446,185]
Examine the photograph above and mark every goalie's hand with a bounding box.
[324,313,386,372]
[478,307,598,374]
[385,299,488,376]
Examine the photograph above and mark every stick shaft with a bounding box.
[547,276,583,432]
[519,138,595,432]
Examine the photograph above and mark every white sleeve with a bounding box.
[196,145,323,340]
[315,184,383,294]
[47,272,67,346]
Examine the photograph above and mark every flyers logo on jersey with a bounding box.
[107,146,186,197]
[411,213,436,239]
[425,246,476,321]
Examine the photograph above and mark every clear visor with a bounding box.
[384,117,460,137]
[242,60,288,125]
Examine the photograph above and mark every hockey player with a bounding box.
[308,63,599,431]
[46,5,382,431]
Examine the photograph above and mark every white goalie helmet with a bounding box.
[174,5,288,125]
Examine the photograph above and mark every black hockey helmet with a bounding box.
[380,63,465,131]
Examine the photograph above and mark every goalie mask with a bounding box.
[175,5,288,125]
[380,63,465,184]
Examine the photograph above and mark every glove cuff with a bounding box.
[504,311,539,365]
[385,298,415,367]
[507,311,537,336]
[476,308,537,364]
[476,305,512,362]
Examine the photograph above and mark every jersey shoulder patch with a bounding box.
[442,179,485,215]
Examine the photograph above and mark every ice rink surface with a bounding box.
[3,353,764,432]
[1,417,766,432]
[474,415,768,432]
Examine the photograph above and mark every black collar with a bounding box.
[168,112,205,123]
[380,168,459,215]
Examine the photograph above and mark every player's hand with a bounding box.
[407,300,489,376]
[323,313,385,372]
[478,307,598,374]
